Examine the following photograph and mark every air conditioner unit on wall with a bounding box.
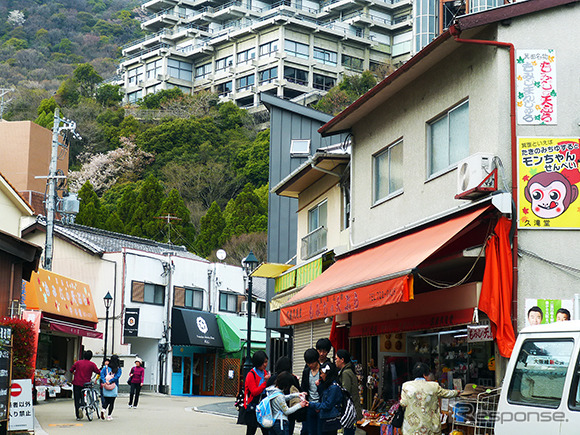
[456,153,496,196]
[240,300,256,315]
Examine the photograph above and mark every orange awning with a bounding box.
[23,269,99,324]
[280,206,490,326]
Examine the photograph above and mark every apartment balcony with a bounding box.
[120,43,171,65]
[361,0,412,10]
[319,0,360,14]
[342,10,409,30]
[301,227,327,261]
[141,7,185,31]
[142,0,179,13]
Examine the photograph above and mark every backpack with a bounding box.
[338,385,357,429]
[256,391,283,428]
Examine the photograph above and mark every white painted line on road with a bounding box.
[192,407,237,419]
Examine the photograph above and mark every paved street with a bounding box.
[34,393,247,435]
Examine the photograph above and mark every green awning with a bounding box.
[217,314,279,354]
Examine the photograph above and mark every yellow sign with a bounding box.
[23,269,98,323]
[518,137,580,229]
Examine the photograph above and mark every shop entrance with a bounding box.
[171,347,215,396]
[199,354,215,395]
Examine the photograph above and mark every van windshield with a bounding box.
[507,339,573,409]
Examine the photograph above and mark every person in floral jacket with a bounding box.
[400,362,459,434]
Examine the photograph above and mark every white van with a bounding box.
[495,320,580,434]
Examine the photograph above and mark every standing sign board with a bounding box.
[8,379,34,431]
[0,326,11,424]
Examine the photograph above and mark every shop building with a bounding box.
[22,220,266,396]
[275,0,580,413]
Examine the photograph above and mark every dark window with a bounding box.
[342,54,364,71]
[216,81,232,96]
[219,292,237,312]
[132,281,164,305]
[215,55,233,71]
[237,74,255,91]
[259,67,278,84]
[284,67,308,86]
[313,73,335,91]
[174,286,203,310]
[168,59,193,81]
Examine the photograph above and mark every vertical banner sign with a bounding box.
[518,137,580,229]
[0,326,11,423]
[124,308,140,337]
[21,311,41,380]
[8,379,34,431]
[516,49,556,125]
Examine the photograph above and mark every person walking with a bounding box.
[400,362,459,435]
[309,362,342,435]
[335,350,362,435]
[266,371,308,435]
[267,356,302,435]
[69,350,100,420]
[128,357,145,408]
[243,350,271,435]
[100,355,122,421]
[300,348,321,435]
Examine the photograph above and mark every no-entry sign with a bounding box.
[8,379,34,431]
[10,382,21,397]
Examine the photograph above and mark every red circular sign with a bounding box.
[10,383,22,397]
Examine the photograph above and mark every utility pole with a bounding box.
[154,214,181,244]
[44,108,81,270]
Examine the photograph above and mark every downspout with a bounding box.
[449,24,519,334]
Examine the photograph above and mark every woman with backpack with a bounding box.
[309,362,342,435]
[100,354,122,420]
[264,371,308,435]
[336,350,362,435]
[243,350,271,435]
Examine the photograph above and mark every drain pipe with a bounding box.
[449,24,519,333]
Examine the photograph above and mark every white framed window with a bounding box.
[374,139,403,202]
[215,55,233,71]
[237,47,256,64]
[313,47,337,65]
[308,200,327,233]
[146,59,163,80]
[290,139,310,156]
[127,66,144,86]
[219,292,237,312]
[284,40,309,59]
[428,100,469,176]
[259,40,278,57]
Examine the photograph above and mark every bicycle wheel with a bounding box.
[91,390,101,419]
[83,390,94,421]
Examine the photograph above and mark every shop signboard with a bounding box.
[467,324,493,343]
[517,137,580,229]
[124,308,140,337]
[0,326,11,422]
[516,49,556,125]
[8,379,34,431]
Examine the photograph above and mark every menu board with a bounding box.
[0,326,11,422]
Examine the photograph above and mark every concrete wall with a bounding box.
[347,4,580,333]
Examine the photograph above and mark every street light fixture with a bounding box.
[242,251,259,377]
[103,291,113,363]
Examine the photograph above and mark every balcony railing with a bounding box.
[301,226,327,260]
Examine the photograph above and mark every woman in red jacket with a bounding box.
[128,357,145,408]
[244,350,271,435]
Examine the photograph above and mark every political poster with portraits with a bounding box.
[518,137,580,229]
[525,298,574,326]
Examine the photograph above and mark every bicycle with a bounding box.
[80,381,101,421]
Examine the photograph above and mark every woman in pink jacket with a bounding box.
[128,357,145,408]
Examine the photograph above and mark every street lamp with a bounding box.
[242,251,259,377]
[103,291,113,363]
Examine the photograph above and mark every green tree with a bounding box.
[313,70,378,115]
[104,212,124,233]
[55,78,80,107]
[73,64,103,97]
[2,38,27,51]
[35,97,58,127]
[95,84,123,107]
[157,189,196,247]
[235,129,269,187]
[75,181,104,228]
[128,175,165,239]
[139,88,183,109]
[222,183,267,241]
[194,201,226,258]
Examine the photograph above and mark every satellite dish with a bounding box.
[216,249,227,261]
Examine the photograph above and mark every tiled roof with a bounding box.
[24,219,207,261]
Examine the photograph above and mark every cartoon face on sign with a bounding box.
[524,171,579,219]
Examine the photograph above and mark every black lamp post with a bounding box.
[242,251,259,377]
[103,291,113,363]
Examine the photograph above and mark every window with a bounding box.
[216,81,232,96]
[259,67,278,84]
[174,286,203,310]
[313,73,335,91]
[302,200,327,259]
[342,180,350,230]
[237,74,255,91]
[284,66,308,86]
[127,90,142,103]
[508,339,574,409]
[146,59,163,80]
[128,66,144,86]
[428,100,469,176]
[215,55,233,71]
[237,47,256,64]
[195,63,212,79]
[290,139,310,156]
[132,281,165,305]
[569,349,580,410]
[342,54,364,71]
[219,292,237,312]
[259,40,278,57]
[284,40,309,59]
[374,139,403,202]
[313,47,337,65]
[309,200,327,233]
[167,59,193,81]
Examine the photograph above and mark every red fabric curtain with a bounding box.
[329,317,349,353]
[479,217,516,358]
